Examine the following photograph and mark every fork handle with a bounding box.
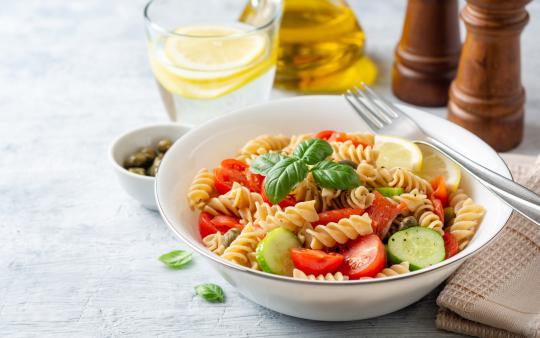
[418,138,540,226]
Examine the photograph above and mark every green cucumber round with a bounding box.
[387,226,445,270]
[255,227,301,276]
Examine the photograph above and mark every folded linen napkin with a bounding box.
[436,154,540,338]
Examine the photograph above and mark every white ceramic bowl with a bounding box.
[109,123,191,210]
[155,96,512,321]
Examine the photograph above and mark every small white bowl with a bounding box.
[109,123,191,210]
[155,96,512,321]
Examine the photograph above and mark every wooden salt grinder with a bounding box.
[392,0,461,107]
[448,0,530,152]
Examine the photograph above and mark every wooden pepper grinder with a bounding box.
[392,0,461,107]
[448,0,530,152]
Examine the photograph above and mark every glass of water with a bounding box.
[144,0,282,125]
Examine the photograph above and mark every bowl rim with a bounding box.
[109,122,191,181]
[155,95,513,285]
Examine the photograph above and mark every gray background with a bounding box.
[1,0,538,337]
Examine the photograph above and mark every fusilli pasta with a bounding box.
[448,198,484,250]
[188,168,215,209]
[330,140,379,164]
[240,134,290,157]
[293,268,349,281]
[202,232,225,255]
[222,224,264,267]
[308,213,373,249]
[330,186,375,210]
[260,200,319,232]
[389,168,433,194]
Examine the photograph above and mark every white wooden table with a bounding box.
[1,0,539,336]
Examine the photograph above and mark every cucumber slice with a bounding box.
[387,227,445,270]
[375,187,404,197]
[255,227,301,276]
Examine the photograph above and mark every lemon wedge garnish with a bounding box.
[374,135,423,173]
[417,143,461,191]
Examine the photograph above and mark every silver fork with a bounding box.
[345,83,540,226]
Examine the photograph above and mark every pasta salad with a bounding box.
[187,131,485,281]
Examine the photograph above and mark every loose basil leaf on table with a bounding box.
[293,138,333,165]
[250,153,287,175]
[158,250,192,269]
[194,283,225,303]
[311,160,361,190]
[264,157,308,204]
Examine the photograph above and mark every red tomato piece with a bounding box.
[339,234,386,279]
[314,130,336,140]
[261,182,297,208]
[443,232,459,258]
[221,159,248,172]
[431,176,449,207]
[431,197,445,223]
[211,215,243,232]
[245,170,264,193]
[199,212,219,238]
[290,248,344,275]
[312,208,365,226]
[366,191,406,239]
[214,166,248,194]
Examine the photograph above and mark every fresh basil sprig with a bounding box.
[159,250,192,269]
[195,283,225,303]
[250,138,360,203]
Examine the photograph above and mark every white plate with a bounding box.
[155,95,512,321]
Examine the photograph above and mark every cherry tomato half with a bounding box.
[199,212,219,238]
[211,215,243,232]
[221,159,248,172]
[339,234,386,279]
[431,197,445,223]
[443,232,459,259]
[214,166,248,194]
[312,208,365,226]
[431,176,449,207]
[261,181,297,208]
[290,248,344,275]
[245,170,264,193]
[314,130,336,140]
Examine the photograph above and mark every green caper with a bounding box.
[147,155,163,177]
[128,167,146,176]
[338,160,358,168]
[400,216,419,230]
[125,152,152,168]
[223,228,241,247]
[156,138,173,154]
[140,147,156,160]
[444,207,456,226]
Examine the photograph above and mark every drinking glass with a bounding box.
[144,0,282,125]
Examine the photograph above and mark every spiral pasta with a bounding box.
[292,268,349,281]
[375,262,410,278]
[391,189,427,213]
[449,189,468,210]
[346,132,375,147]
[203,182,264,224]
[389,168,433,194]
[188,168,215,209]
[282,133,313,154]
[202,232,225,255]
[308,213,373,249]
[240,134,290,157]
[261,200,319,232]
[330,186,375,210]
[291,174,326,211]
[221,224,264,267]
[330,140,379,165]
[356,160,379,185]
[448,198,485,250]
[413,199,444,235]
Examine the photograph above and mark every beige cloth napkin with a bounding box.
[436,154,540,338]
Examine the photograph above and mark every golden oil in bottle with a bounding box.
[276,0,377,92]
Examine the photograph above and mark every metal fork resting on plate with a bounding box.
[344,83,540,226]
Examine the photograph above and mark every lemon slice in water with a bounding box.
[374,135,423,173]
[417,143,461,191]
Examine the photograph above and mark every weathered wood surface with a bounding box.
[1,0,539,337]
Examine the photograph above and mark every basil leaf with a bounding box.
[293,138,333,165]
[158,250,192,269]
[264,158,308,204]
[311,160,361,190]
[250,153,287,175]
[195,283,225,303]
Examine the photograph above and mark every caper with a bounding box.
[140,147,156,160]
[128,167,146,176]
[338,160,358,168]
[444,207,456,226]
[156,138,173,154]
[223,228,241,247]
[400,216,419,230]
[125,152,152,168]
[147,155,163,177]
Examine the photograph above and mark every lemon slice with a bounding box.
[417,143,461,191]
[164,26,266,72]
[374,135,423,173]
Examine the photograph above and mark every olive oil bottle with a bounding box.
[242,0,377,92]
